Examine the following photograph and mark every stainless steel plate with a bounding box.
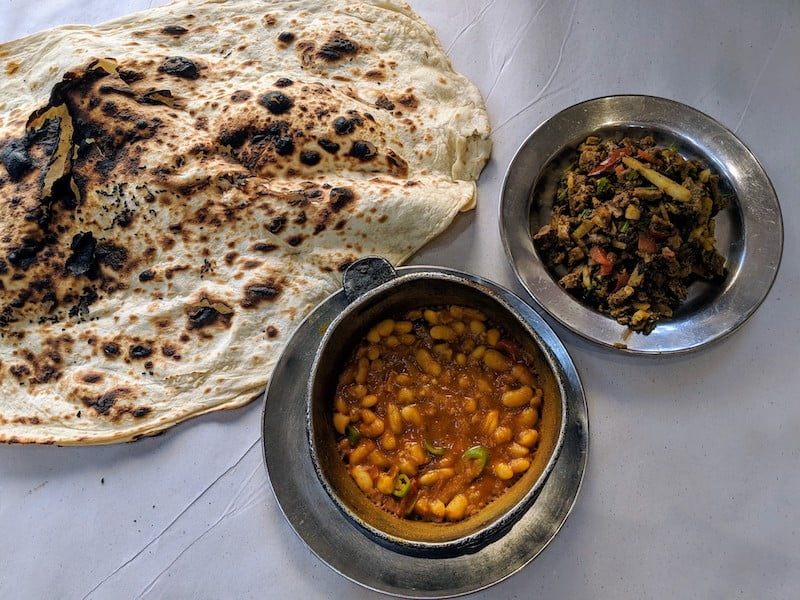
[261,266,588,598]
[500,95,783,354]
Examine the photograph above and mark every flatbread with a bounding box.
[0,0,491,444]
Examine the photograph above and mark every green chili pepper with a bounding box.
[424,439,446,456]
[596,177,610,194]
[346,425,361,446]
[462,445,489,475]
[393,474,412,498]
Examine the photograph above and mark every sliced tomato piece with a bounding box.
[588,147,632,176]
[589,246,614,276]
[636,149,663,166]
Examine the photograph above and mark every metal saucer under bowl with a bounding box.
[262,263,588,598]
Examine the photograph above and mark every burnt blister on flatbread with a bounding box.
[333,116,358,135]
[328,187,355,212]
[348,140,377,161]
[259,91,294,115]
[129,344,153,359]
[102,342,121,357]
[240,281,283,308]
[230,90,252,103]
[65,232,97,277]
[185,295,234,331]
[316,31,360,61]
[277,31,295,45]
[161,25,189,37]
[158,56,201,79]
[317,138,339,154]
[0,140,34,181]
[273,135,294,156]
[300,150,321,166]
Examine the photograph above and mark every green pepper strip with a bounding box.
[346,425,361,446]
[393,474,412,498]
[462,445,490,475]
[424,439,446,456]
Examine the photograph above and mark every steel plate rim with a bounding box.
[261,265,589,598]
[499,94,783,355]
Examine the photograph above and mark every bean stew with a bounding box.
[332,305,544,523]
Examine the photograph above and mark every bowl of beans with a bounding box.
[306,257,569,556]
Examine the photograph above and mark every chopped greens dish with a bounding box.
[533,135,729,334]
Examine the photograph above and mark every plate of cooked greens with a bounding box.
[500,95,783,354]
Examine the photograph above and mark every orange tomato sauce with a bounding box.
[332,305,543,522]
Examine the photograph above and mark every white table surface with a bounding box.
[1,1,798,598]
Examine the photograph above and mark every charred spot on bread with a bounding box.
[230,90,252,103]
[329,187,355,211]
[158,56,200,79]
[9,364,31,379]
[129,344,153,359]
[274,135,294,155]
[0,141,33,181]
[317,31,359,61]
[161,25,189,36]
[241,282,282,308]
[103,343,120,357]
[7,238,46,269]
[83,387,131,415]
[300,150,321,166]
[268,216,287,234]
[318,138,339,154]
[333,116,356,135]
[218,126,250,149]
[259,91,294,115]
[187,305,220,329]
[348,141,377,161]
[375,95,395,111]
